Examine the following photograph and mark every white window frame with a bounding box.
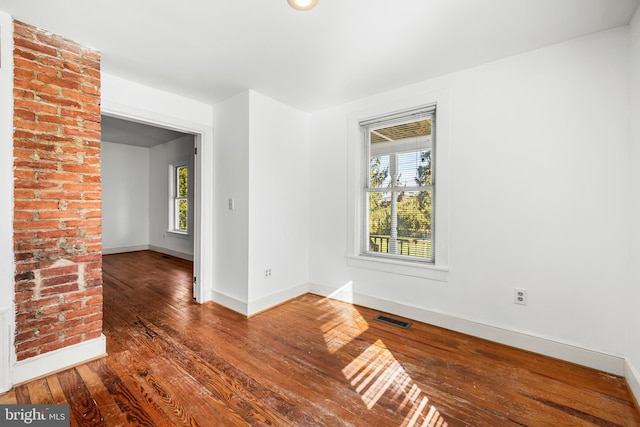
[169,161,189,235]
[346,89,450,281]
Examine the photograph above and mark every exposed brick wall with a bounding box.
[12,20,102,361]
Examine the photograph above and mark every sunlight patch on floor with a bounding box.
[317,292,369,353]
[342,339,448,427]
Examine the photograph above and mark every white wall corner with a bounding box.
[626,358,640,410]
[246,283,309,317]
[12,335,107,386]
[211,290,249,317]
[148,245,194,261]
[308,283,626,376]
[102,245,150,255]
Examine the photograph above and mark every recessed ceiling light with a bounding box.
[287,0,318,11]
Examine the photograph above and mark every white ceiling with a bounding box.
[100,115,190,147]
[0,0,639,114]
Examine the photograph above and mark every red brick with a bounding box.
[15,139,62,151]
[14,180,60,190]
[13,169,36,180]
[15,334,60,353]
[65,305,101,320]
[38,114,78,126]
[14,189,36,199]
[14,219,60,230]
[38,94,82,109]
[84,330,102,341]
[61,88,99,104]
[14,160,58,171]
[38,172,81,182]
[14,129,36,140]
[40,283,79,296]
[16,296,59,311]
[14,98,58,114]
[14,56,58,76]
[40,336,83,354]
[14,67,35,80]
[14,290,34,302]
[15,78,61,96]
[14,119,60,134]
[65,320,102,337]
[67,201,101,210]
[41,265,78,277]
[36,229,79,239]
[14,200,59,210]
[39,191,82,200]
[61,163,98,174]
[13,211,34,220]
[38,210,81,220]
[85,210,102,219]
[61,108,100,122]
[14,47,37,61]
[13,36,58,58]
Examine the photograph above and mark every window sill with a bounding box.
[167,230,189,238]
[345,254,449,281]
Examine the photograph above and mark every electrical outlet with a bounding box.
[514,288,528,306]
[264,269,272,278]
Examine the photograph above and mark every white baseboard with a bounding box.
[103,245,193,261]
[148,245,193,261]
[308,283,626,376]
[102,244,149,255]
[211,291,248,316]
[0,307,11,393]
[626,358,640,408]
[247,284,308,316]
[212,283,309,317]
[12,335,107,385]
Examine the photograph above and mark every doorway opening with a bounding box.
[100,113,204,302]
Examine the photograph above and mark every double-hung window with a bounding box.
[171,163,189,233]
[361,105,435,263]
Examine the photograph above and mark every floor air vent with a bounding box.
[374,314,412,329]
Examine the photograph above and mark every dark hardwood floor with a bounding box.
[1,250,639,426]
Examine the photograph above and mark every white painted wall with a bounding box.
[149,135,195,259]
[0,11,15,393]
[247,92,309,314]
[309,27,631,366]
[212,91,310,315]
[213,92,251,309]
[627,4,640,403]
[101,141,150,253]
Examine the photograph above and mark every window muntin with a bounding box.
[362,107,435,262]
[172,164,189,233]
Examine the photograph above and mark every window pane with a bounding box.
[177,166,188,198]
[397,150,431,187]
[177,199,188,231]
[369,155,390,188]
[368,190,432,260]
[368,118,432,189]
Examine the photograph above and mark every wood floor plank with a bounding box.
[26,378,54,405]
[13,384,31,404]
[57,368,105,426]
[0,389,17,404]
[2,250,639,426]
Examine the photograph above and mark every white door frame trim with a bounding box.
[101,100,214,303]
